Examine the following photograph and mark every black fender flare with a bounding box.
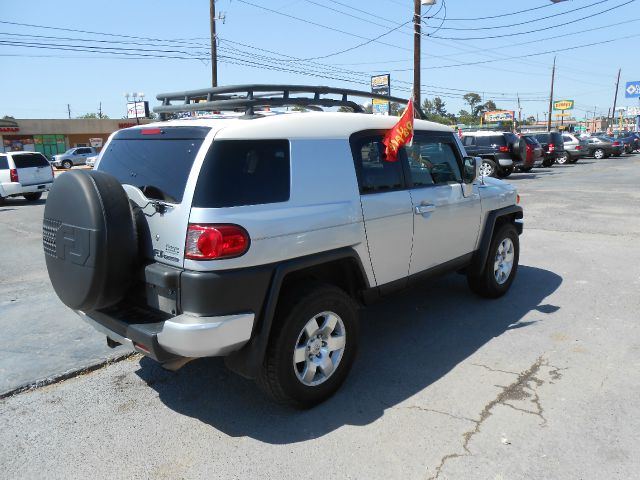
[224,247,370,379]
[468,205,523,277]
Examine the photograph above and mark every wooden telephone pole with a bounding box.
[610,68,621,130]
[547,56,556,131]
[413,0,421,107]
[210,0,218,87]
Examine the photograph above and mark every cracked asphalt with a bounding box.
[1,155,639,479]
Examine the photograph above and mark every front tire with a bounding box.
[556,152,569,164]
[258,283,359,408]
[23,192,42,201]
[496,166,513,178]
[61,160,73,169]
[467,223,519,298]
[594,148,605,160]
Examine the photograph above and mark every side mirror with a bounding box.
[462,156,478,184]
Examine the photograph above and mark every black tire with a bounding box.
[542,158,555,167]
[593,148,605,160]
[511,138,527,163]
[556,152,570,165]
[61,160,73,169]
[518,165,533,172]
[43,170,138,311]
[479,158,498,178]
[257,283,359,408]
[0,195,5,205]
[23,192,43,201]
[496,167,513,178]
[467,223,519,299]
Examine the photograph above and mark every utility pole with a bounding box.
[210,0,218,87]
[611,68,621,130]
[547,56,556,131]
[98,102,103,119]
[67,104,71,119]
[517,93,522,128]
[413,0,421,107]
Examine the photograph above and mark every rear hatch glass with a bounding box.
[98,126,210,203]
[475,136,507,147]
[13,153,50,168]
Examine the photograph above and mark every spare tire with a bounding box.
[43,170,137,311]
[511,138,527,162]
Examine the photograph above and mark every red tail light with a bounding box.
[499,146,509,152]
[526,144,532,152]
[185,224,250,260]
[575,145,582,150]
[612,141,620,146]
[548,143,556,152]
[10,168,18,183]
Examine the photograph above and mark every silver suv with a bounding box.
[51,147,97,169]
[43,85,523,407]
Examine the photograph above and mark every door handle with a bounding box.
[414,203,436,215]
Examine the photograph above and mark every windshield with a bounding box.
[63,149,76,154]
[97,127,209,203]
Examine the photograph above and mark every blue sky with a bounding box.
[1,0,639,121]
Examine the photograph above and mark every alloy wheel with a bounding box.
[494,238,515,285]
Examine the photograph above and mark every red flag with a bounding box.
[382,100,414,161]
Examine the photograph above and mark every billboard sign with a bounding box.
[626,106,640,116]
[371,74,390,96]
[372,98,390,116]
[553,99,574,111]
[625,81,640,98]
[127,101,149,119]
[484,110,514,122]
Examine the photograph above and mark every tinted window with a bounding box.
[475,135,506,147]
[562,135,573,142]
[98,138,203,203]
[193,140,290,207]
[503,133,518,144]
[523,136,539,146]
[348,137,403,194]
[12,153,50,168]
[462,136,475,146]
[0,156,8,169]
[534,133,550,143]
[403,139,462,186]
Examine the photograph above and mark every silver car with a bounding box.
[558,133,586,164]
[51,147,97,169]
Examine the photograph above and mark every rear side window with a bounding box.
[351,137,404,194]
[0,156,8,169]
[462,136,475,146]
[98,130,207,203]
[193,140,290,208]
[476,136,506,147]
[562,135,573,142]
[535,133,550,143]
[12,153,50,168]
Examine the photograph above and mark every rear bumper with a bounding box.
[78,309,255,360]
[1,181,52,197]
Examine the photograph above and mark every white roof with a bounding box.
[128,112,453,140]
[462,130,513,136]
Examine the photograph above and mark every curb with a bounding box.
[0,352,139,400]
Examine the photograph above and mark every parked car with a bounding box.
[530,132,565,167]
[613,132,639,153]
[597,136,624,157]
[0,151,54,203]
[42,84,523,407]
[461,131,521,177]
[86,155,98,168]
[558,133,586,164]
[582,136,617,159]
[518,135,543,171]
[51,147,98,169]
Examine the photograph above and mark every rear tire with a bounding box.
[23,192,42,201]
[257,283,359,408]
[467,223,519,299]
[556,152,569,164]
[497,167,513,178]
[479,158,498,178]
[542,158,555,167]
[593,148,605,160]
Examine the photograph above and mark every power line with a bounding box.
[428,1,557,21]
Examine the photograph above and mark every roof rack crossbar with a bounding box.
[154,84,425,119]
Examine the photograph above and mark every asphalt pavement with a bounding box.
[1,155,639,479]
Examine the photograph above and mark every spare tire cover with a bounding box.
[43,170,137,311]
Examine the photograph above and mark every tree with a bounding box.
[463,93,482,117]
[526,115,536,125]
[389,102,402,116]
[2,115,16,120]
[291,105,307,112]
[363,103,373,114]
[421,98,434,116]
[433,97,447,117]
[77,112,110,119]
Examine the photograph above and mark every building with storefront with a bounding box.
[0,118,152,157]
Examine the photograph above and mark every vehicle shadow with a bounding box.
[0,197,47,207]
[136,265,562,444]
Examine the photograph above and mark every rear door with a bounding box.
[97,126,211,267]
[12,153,52,186]
[350,133,413,288]
[405,132,481,275]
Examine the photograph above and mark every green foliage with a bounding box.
[77,112,110,119]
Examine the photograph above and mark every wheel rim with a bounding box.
[479,162,494,177]
[557,153,568,164]
[594,149,604,159]
[293,311,346,387]
[494,238,515,285]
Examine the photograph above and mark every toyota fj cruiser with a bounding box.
[43,85,523,408]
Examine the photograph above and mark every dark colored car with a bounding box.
[461,131,521,178]
[613,132,639,153]
[582,137,619,159]
[518,135,543,171]
[597,136,625,156]
[530,132,565,167]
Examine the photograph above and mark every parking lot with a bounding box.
[1,155,639,479]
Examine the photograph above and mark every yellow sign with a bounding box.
[554,113,571,117]
[372,98,388,105]
[553,100,574,111]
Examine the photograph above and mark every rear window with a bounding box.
[475,135,506,147]
[12,153,50,168]
[0,156,8,169]
[523,136,539,145]
[534,133,550,143]
[98,127,209,203]
[193,140,290,208]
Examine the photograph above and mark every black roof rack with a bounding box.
[154,84,425,119]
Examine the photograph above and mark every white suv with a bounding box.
[43,85,523,407]
[0,151,54,203]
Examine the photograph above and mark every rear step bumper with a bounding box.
[77,309,255,362]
